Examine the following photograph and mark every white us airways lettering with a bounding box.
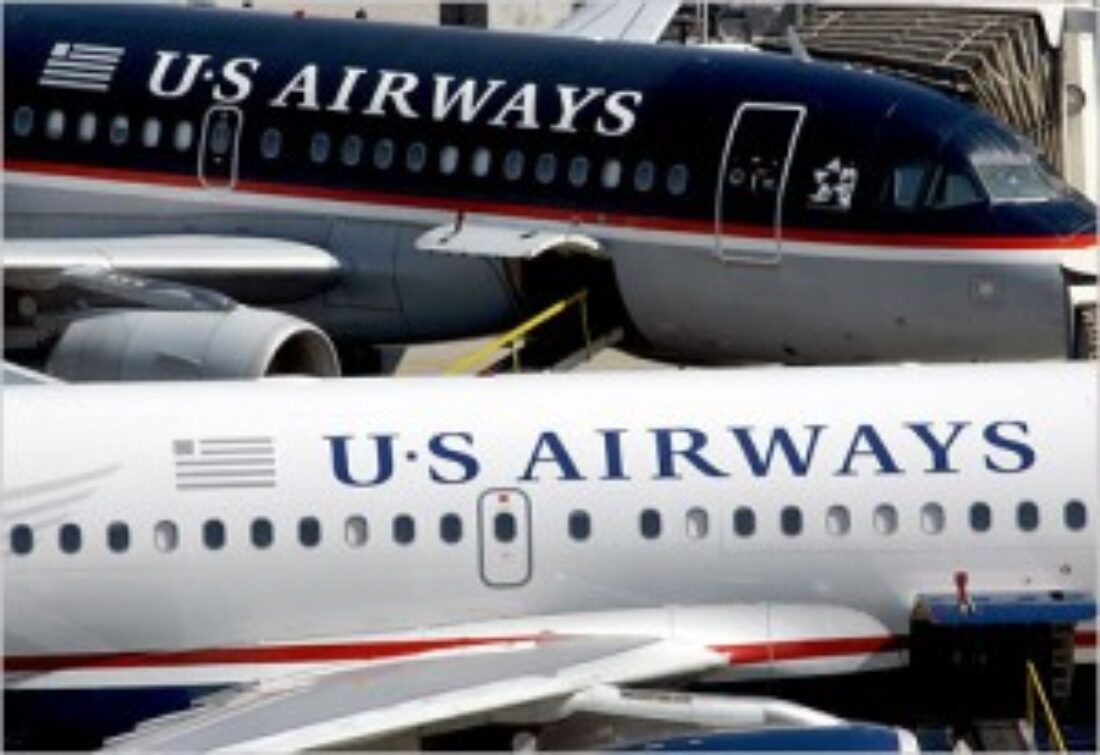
[146,50,643,136]
[325,420,1037,488]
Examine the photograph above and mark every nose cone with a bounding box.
[993,195,1097,275]
[1045,196,1097,275]
[1027,195,1096,237]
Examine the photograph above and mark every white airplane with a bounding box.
[3,362,1095,749]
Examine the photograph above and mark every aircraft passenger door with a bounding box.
[715,103,806,263]
[477,488,532,588]
[198,105,243,190]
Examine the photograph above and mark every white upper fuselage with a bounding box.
[3,362,1095,690]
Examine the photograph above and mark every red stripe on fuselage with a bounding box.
[3,636,536,673]
[6,631,1095,675]
[6,634,903,674]
[6,159,1095,252]
[714,635,907,665]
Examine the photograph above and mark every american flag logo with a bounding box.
[173,437,277,491]
[39,42,125,93]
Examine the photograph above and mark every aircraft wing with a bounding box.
[105,636,725,751]
[4,235,341,304]
[554,0,681,42]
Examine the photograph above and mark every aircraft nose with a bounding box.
[1022,196,1097,240]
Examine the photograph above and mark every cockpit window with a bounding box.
[955,120,1062,203]
[929,169,983,209]
[888,160,933,210]
[971,157,1060,203]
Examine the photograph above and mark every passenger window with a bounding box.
[203,519,226,550]
[260,128,282,160]
[601,159,622,189]
[298,517,321,548]
[78,113,97,143]
[921,503,945,535]
[732,507,755,537]
[634,161,655,192]
[209,116,232,155]
[155,520,179,553]
[639,508,661,540]
[780,506,803,536]
[471,148,491,177]
[341,134,363,166]
[440,513,463,544]
[1017,501,1040,532]
[374,138,395,170]
[685,507,709,540]
[59,523,82,555]
[494,512,517,543]
[826,505,850,537]
[439,145,459,175]
[251,518,274,549]
[10,524,34,556]
[46,110,65,140]
[12,106,34,137]
[888,160,932,210]
[535,153,557,185]
[568,510,591,541]
[393,514,415,545]
[667,164,690,196]
[568,156,590,187]
[345,516,368,547]
[174,121,194,152]
[406,142,427,173]
[969,502,992,533]
[142,118,161,148]
[1064,500,1087,531]
[310,132,331,164]
[873,504,898,536]
[109,115,130,146]
[107,522,130,553]
[503,150,525,181]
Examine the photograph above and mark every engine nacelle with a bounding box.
[47,308,340,381]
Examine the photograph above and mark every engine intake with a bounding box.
[47,308,340,381]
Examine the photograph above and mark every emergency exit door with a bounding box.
[478,488,532,587]
[199,105,243,189]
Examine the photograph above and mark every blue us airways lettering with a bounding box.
[326,420,1035,488]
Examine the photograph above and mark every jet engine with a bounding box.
[46,308,340,381]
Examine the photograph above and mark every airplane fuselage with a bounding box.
[4,364,1095,692]
[4,4,1097,367]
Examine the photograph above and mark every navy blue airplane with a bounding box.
[4,3,1096,379]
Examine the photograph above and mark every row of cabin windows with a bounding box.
[6,512,509,556]
[265,128,690,195]
[7,500,1088,556]
[11,106,196,152]
[9,106,691,196]
[726,500,1087,538]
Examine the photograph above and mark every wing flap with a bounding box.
[105,636,725,751]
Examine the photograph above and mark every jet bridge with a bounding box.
[672,2,1096,200]
[582,0,1100,202]
[759,5,1066,168]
